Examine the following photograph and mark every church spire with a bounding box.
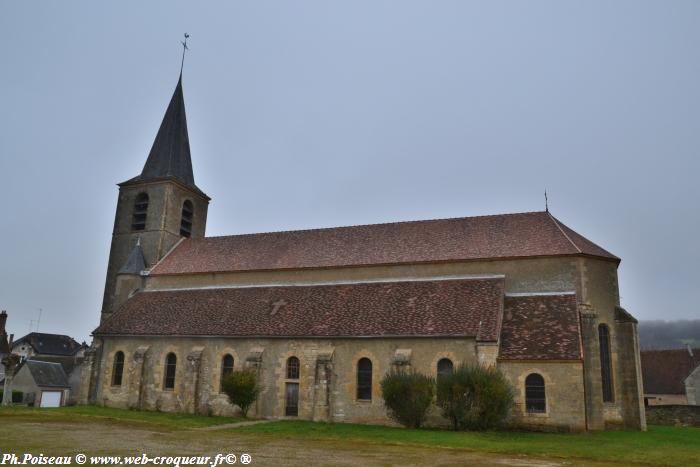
[139,74,195,187]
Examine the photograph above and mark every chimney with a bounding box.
[0,310,7,333]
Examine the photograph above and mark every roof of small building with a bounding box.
[641,348,700,395]
[150,211,618,276]
[95,277,505,340]
[498,293,582,361]
[22,359,71,388]
[29,355,84,377]
[12,332,85,357]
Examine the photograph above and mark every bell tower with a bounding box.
[100,73,210,322]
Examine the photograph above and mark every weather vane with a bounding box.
[544,189,549,212]
[180,33,190,74]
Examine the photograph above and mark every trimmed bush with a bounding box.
[380,370,435,428]
[437,364,514,430]
[221,370,260,418]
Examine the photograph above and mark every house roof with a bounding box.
[498,293,582,361]
[23,360,70,388]
[29,355,84,377]
[641,348,700,395]
[12,333,84,357]
[95,277,505,340]
[150,211,618,276]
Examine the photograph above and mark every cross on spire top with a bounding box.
[180,33,190,75]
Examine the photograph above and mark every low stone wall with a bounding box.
[645,405,700,427]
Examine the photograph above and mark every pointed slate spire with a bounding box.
[139,74,195,187]
[118,239,147,275]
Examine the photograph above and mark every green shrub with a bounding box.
[0,390,24,403]
[436,364,513,431]
[221,370,260,418]
[380,370,435,428]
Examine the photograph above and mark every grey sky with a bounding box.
[1,1,698,343]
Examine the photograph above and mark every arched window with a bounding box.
[525,373,546,413]
[180,200,193,237]
[132,193,149,231]
[111,351,124,387]
[437,358,454,379]
[599,324,614,402]
[357,358,373,401]
[286,356,300,380]
[220,354,234,391]
[163,353,177,390]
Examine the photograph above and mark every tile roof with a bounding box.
[150,211,618,276]
[641,348,700,395]
[24,360,71,388]
[95,277,505,340]
[498,293,582,360]
[12,333,85,357]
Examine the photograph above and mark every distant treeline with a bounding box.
[638,320,700,350]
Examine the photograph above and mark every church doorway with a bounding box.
[285,383,299,416]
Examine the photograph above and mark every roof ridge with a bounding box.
[201,210,549,240]
[546,212,582,254]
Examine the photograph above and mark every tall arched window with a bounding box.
[220,354,234,391]
[111,351,124,387]
[164,353,177,390]
[132,193,149,231]
[437,358,454,379]
[285,357,300,416]
[525,373,546,413]
[599,324,614,402]
[180,200,193,237]
[357,358,373,401]
[286,356,300,380]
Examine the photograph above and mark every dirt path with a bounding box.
[192,420,272,431]
[0,418,619,467]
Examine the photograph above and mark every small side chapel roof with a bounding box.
[118,241,147,275]
[150,211,619,276]
[94,277,505,340]
[498,293,582,361]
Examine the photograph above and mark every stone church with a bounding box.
[81,71,646,431]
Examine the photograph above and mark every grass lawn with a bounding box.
[0,405,244,428]
[2,406,699,465]
[236,420,700,466]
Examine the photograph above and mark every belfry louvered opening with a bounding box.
[132,193,149,231]
[180,200,193,237]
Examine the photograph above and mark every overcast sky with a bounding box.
[1,2,698,343]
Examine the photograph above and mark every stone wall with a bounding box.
[499,361,587,432]
[87,335,595,431]
[645,405,700,427]
[146,257,579,295]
